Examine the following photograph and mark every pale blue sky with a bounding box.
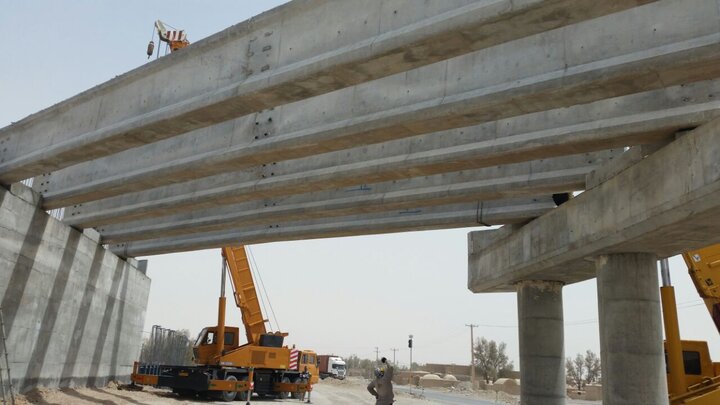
[1,0,717,367]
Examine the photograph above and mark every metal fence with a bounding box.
[139,325,194,369]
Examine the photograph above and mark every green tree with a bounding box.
[566,350,601,390]
[583,350,601,386]
[566,353,585,390]
[473,337,514,383]
[344,354,378,378]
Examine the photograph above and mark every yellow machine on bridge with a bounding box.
[662,244,720,404]
[132,245,318,401]
[146,20,190,59]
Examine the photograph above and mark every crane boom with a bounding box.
[154,20,168,40]
[682,245,720,334]
[148,19,190,57]
[222,246,268,345]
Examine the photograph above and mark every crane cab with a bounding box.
[193,326,240,365]
[298,350,320,384]
[665,340,720,389]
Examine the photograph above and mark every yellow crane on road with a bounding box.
[132,246,318,402]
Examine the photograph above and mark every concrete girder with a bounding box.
[41,74,720,211]
[0,0,650,184]
[96,151,608,242]
[60,77,720,226]
[66,149,614,229]
[34,0,720,208]
[98,196,554,244]
[109,200,552,257]
[468,117,720,293]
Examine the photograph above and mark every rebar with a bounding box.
[139,325,192,370]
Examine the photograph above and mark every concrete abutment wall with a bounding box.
[0,183,151,392]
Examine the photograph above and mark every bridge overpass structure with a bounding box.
[2,0,720,403]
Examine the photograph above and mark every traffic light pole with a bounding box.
[408,335,413,372]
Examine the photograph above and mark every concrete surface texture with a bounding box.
[596,253,668,405]
[0,184,150,392]
[516,281,565,405]
[4,1,720,403]
[1,0,716,257]
[0,0,650,184]
[468,115,720,292]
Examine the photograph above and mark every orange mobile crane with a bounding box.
[132,246,318,402]
[662,244,720,404]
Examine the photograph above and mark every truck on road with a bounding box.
[318,355,346,380]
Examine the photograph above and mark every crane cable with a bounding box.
[246,246,282,333]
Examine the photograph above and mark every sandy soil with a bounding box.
[11,378,431,405]
[10,378,597,405]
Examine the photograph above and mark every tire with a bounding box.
[291,378,307,400]
[236,375,249,401]
[220,375,237,402]
[279,376,291,399]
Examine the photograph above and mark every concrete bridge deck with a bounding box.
[3,1,720,403]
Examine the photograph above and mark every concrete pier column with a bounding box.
[596,253,668,405]
[517,280,566,405]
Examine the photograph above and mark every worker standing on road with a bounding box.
[367,357,394,404]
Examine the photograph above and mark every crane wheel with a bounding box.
[279,376,291,399]
[220,375,237,402]
[291,378,307,400]
[236,376,249,401]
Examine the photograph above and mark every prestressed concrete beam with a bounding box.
[42,75,720,211]
[57,79,720,226]
[99,196,554,244]
[66,147,612,228]
[109,200,552,257]
[97,152,598,242]
[0,0,649,184]
[34,0,719,207]
[468,117,720,292]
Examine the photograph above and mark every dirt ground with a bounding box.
[10,377,607,405]
[7,377,606,405]
[11,378,436,405]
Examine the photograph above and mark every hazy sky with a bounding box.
[2,1,717,368]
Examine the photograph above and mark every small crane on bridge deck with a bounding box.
[147,20,190,59]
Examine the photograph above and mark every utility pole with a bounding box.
[466,324,478,387]
[391,348,398,364]
[408,335,413,372]
[374,347,379,363]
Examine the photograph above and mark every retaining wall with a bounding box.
[0,184,151,392]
